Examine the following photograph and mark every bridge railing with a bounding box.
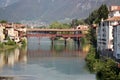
[26,28,88,32]
[27,33,84,38]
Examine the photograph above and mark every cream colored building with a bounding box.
[3,23,26,43]
[5,24,16,40]
[0,24,5,42]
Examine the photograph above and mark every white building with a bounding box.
[108,6,120,18]
[5,24,16,40]
[113,24,120,59]
[0,24,5,42]
[97,6,120,58]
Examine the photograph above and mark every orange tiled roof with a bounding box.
[0,23,12,28]
[0,23,25,28]
[13,23,26,28]
[110,6,120,11]
[105,16,120,21]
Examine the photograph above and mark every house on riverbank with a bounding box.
[97,5,120,59]
[0,22,26,43]
[0,24,5,42]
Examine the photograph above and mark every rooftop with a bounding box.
[105,16,120,21]
[0,23,26,28]
[110,5,120,12]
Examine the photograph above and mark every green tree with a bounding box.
[85,4,109,25]
[0,20,7,23]
[85,10,99,25]
[49,22,70,29]
[97,59,118,80]
[0,42,4,48]
[77,19,86,25]
[86,27,97,48]
[85,45,96,72]
[71,19,79,28]
[97,4,109,23]
[62,23,71,29]
[49,22,62,29]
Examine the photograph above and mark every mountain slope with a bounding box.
[0,0,120,23]
[0,0,18,8]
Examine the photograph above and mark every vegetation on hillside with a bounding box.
[49,19,86,29]
[70,19,86,28]
[49,22,71,29]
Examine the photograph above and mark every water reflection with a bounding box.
[0,76,14,80]
[0,47,27,69]
[27,37,90,75]
[27,37,87,58]
[0,37,95,80]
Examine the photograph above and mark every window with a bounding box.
[102,28,106,32]
[102,22,105,26]
[102,39,106,41]
[103,42,106,45]
[103,34,106,37]
[102,28,104,31]
[117,54,120,59]
[107,22,109,26]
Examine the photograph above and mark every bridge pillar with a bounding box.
[51,37,55,47]
[51,41,54,53]
[77,37,81,50]
[64,38,67,47]
[38,37,41,45]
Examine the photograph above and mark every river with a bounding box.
[0,37,96,80]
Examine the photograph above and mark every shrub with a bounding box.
[0,42,4,48]
[85,45,96,72]
[5,40,16,45]
[21,39,27,46]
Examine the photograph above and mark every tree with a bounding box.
[85,10,99,25]
[97,4,109,23]
[86,27,97,48]
[0,20,7,23]
[49,21,70,29]
[77,19,86,25]
[49,22,62,29]
[85,4,109,25]
[96,59,118,80]
[71,19,79,28]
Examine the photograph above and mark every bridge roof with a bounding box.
[27,28,87,32]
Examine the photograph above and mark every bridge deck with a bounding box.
[27,33,84,38]
[27,28,87,32]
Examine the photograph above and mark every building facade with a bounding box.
[0,24,5,42]
[113,24,120,59]
[97,5,120,59]
[0,23,26,43]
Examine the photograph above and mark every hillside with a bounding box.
[0,0,120,23]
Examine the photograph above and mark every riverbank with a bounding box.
[0,45,17,51]
[0,39,27,51]
[85,45,120,80]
